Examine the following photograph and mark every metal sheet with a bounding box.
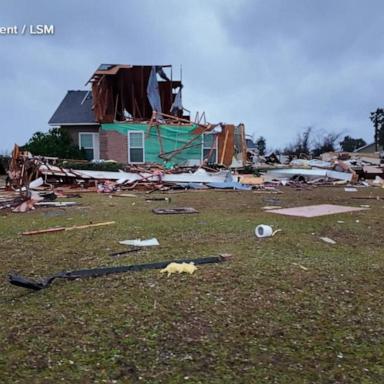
[266,168,353,182]
[38,165,232,184]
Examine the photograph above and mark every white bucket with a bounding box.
[255,224,273,238]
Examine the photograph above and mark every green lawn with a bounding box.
[0,186,383,383]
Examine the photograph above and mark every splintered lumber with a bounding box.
[21,221,115,236]
[220,128,229,165]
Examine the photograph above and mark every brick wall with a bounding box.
[64,125,100,146]
[100,130,128,163]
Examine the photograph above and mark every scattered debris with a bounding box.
[264,167,356,183]
[38,165,234,186]
[372,176,384,187]
[97,180,117,193]
[238,176,264,185]
[12,194,43,213]
[22,221,115,236]
[351,196,381,200]
[255,225,282,238]
[35,201,79,207]
[344,187,358,192]
[29,177,44,189]
[145,197,171,202]
[152,207,198,215]
[119,238,160,247]
[9,255,231,290]
[110,248,141,257]
[320,237,337,244]
[292,262,309,271]
[176,183,208,190]
[267,204,367,218]
[206,181,252,191]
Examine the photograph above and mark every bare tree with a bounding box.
[312,132,342,157]
[283,127,312,158]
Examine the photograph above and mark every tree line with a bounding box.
[16,108,384,159]
[252,107,384,157]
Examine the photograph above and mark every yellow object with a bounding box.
[239,176,264,185]
[160,262,197,276]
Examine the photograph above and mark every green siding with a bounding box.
[102,123,202,166]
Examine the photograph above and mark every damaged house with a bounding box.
[49,64,247,167]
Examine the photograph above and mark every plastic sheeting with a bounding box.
[102,122,202,166]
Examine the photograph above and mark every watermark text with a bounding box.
[0,25,55,36]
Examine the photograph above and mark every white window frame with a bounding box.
[202,133,218,164]
[128,131,145,164]
[78,132,99,160]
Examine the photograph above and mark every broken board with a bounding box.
[152,207,199,215]
[267,204,367,218]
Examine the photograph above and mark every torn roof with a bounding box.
[89,64,182,123]
[86,64,173,84]
[48,90,97,125]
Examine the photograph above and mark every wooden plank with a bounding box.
[22,221,115,236]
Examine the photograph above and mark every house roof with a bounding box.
[354,142,383,152]
[246,138,256,148]
[48,90,98,125]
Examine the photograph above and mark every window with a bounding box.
[79,132,99,160]
[128,131,144,163]
[202,133,218,164]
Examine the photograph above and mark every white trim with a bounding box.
[202,133,218,164]
[127,131,145,164]
[79,132,100,160]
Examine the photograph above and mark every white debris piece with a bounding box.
[29,177,44,189]
[320,237,337,244]
[119,238,160,247]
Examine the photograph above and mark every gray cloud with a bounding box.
[0,0,383,153]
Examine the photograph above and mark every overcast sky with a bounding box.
[1,0,383,153]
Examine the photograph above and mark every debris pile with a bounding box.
[3,144,383,215]
[249,151,383,186]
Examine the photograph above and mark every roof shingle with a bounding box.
[48,90,97,125]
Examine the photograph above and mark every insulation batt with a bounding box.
[160,262,197,276]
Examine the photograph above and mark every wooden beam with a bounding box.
[220,128,229,165]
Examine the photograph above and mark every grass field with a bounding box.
[1,186,383,383]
